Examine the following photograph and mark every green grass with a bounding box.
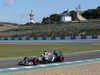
[0,44,100,58]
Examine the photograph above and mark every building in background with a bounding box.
[60,14,72,22]
[29,10,35,23]
[60,9,72,22]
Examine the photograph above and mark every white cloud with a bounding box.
[3,0,14,7]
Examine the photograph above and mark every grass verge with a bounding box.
[0,44,100,58]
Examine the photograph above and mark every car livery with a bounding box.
[18,51,64,66]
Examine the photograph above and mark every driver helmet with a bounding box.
[44,51,48,55]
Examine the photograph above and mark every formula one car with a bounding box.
[18,51,64,66]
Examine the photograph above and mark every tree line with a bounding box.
[42,6,100,24]
[82,6,100,19]
[42,10,77,24]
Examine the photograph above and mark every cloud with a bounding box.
[3,0,14,7]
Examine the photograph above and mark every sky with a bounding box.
[0,0,100,24]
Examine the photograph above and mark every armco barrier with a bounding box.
[0,36,100,40]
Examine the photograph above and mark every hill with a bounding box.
[0,21,100,37]
[0,23,19,31]
[82,6,100,19]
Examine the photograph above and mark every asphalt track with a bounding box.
[0,39,100,69]
[0,50,100,69]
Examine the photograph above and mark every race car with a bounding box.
[18,50,64,66]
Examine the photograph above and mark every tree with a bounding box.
[42,17,49,24]
[25,22,35,25]
[70,10,77,21]
[50,14,61,23]
[42,14,61,24]
[62,10,68,14]
[82,6,100,19]
[97,6,100,9]
[0,23,3,26]
[82,9,94,19]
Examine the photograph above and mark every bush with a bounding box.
[0,23,3,26]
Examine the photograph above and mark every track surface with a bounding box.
[0,50,100,68]
[0,39,100,68]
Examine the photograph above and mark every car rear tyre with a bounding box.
[33,58,40,65]
[59,56,64,62]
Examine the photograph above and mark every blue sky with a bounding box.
[0,0,100,24]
